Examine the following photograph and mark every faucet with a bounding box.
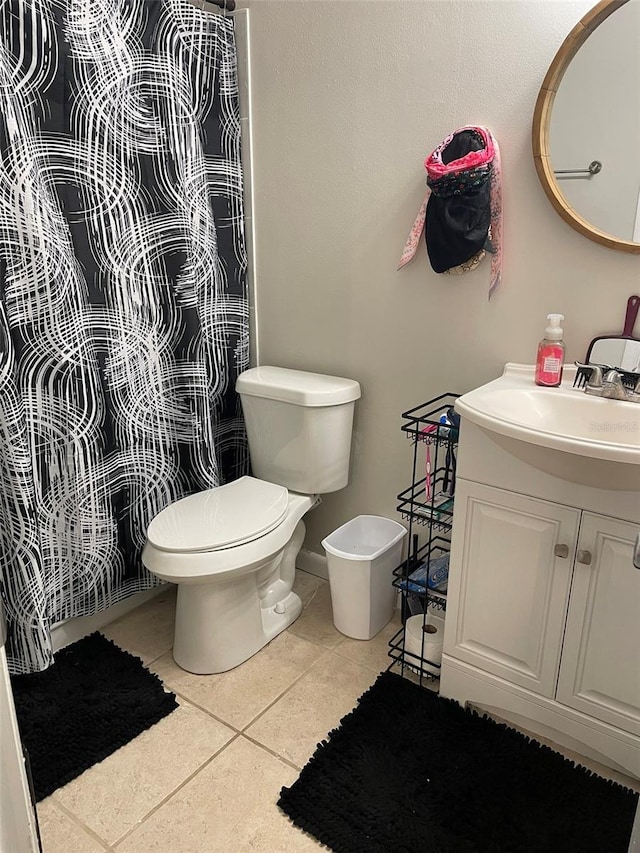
[584,366,640,403]
[601,370,630,400]
[584,364,604,395]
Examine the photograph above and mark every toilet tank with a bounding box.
[236,366,361,494]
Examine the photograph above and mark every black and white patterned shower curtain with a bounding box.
[0,0,248,673]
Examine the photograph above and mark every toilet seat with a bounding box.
[143,491,318,584]
[146,476,289,553]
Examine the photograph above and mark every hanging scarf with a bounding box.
[398,126,502,299]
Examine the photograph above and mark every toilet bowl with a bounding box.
[143,478,319,673]
[142,366,361,674]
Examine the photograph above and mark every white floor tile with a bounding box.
[38,564,637,853]
[114,737,322,852]
[288,581,345,649]
[102,587,176,665]
[151,630,325,730]
[37,799,108,853]
[246,651,379,768]
[52,701,234,846]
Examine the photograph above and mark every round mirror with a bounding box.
[532,0,640,253]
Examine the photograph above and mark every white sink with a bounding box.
[456,364,640,490]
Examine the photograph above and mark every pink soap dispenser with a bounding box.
[535,314,565,387]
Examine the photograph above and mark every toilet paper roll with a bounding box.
[404,613,444,674]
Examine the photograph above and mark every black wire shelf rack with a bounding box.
[388,393,460,687]
[396,478,455,532]
[388,625,442,683]
[392,535,450,612]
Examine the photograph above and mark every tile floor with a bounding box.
[36,571,638,852]
[36,572,400,852]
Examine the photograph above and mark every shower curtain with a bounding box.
[0,0,248,673]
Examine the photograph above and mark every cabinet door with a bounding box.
[556,514,640,736]
[444,481,579,697]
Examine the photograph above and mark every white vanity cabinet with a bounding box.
[444,481,579,698]
[440,418,640,779]
[556,513,640,737]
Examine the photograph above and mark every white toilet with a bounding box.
[142,366,361,674]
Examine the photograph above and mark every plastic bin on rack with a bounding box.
[321,515,407,640]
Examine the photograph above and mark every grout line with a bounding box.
[168,689,242,734]
[150,640,338,740]
[329,642,390,677]
[44,797,113,851]
[299,582,322,612]
[110,733,243,849]
[288,629,345,653]
[155,642,338,742]
[240,653,388,774]
[241,731,304,773]
[240,645,383,739]
[240,647,333,733]
[148,637,338,734]
[144,646,174,669]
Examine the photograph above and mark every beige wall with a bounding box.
[239,0,640,554]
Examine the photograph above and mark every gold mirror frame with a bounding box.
[532,0,640,254]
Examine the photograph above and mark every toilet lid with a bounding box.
[146,476,289,553]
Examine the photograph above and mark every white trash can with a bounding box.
[321,515,407,640]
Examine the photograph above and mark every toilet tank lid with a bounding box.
[236,366,361,407]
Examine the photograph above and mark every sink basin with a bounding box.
[456,364,640,490]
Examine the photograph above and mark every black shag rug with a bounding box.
[11,632,178,801]
[279,671,638,853]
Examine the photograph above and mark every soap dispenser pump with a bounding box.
[535,314,565,387]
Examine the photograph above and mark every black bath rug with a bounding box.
[279,671,638,853]
[11,632,178,801]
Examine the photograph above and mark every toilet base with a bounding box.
[171,518,308,674]
[260,590,303,643]
[173,579,302,674]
